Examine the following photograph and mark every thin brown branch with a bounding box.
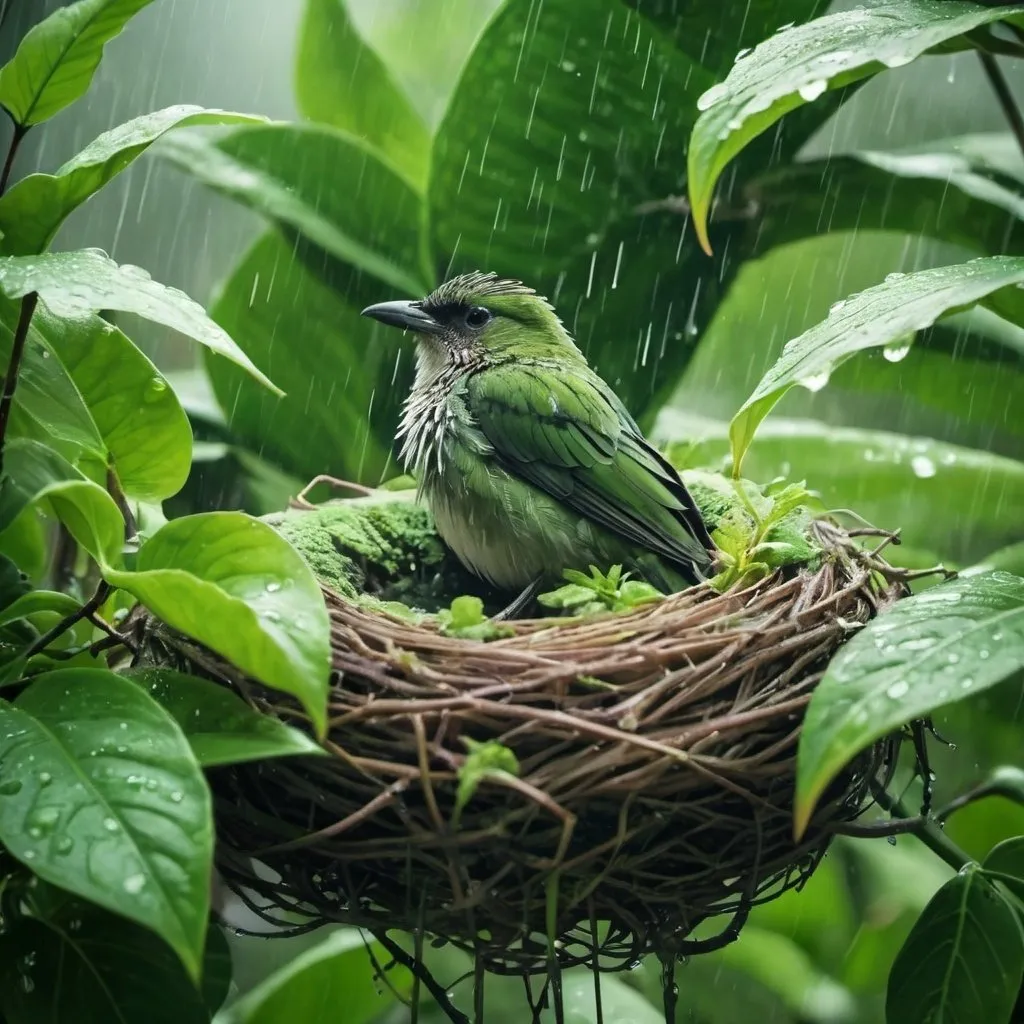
[0,123,26,196]
[979,50,1024,163]
[26,581,112,658]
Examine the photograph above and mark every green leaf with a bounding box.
[984,837,1024,905]
[0,0,155,126]
[0,438,125,566]
[430,0,735,420]
[207,231,404,483]
[29,304,192,502]
[0,296,106,461]
[730,257,1024,474]
[295,0,430,187]
[0,249,281,394]
[795,571,1024,837]
[437,594,513,641]
[0,105,266,256]
[886,866,1024,1024]
[105,512,331,736]
[157,122,429,295]
[662,416,1024,566]
[0,668,212,980]
[687,0,1024,253]
[130,668,325,767]
[0,590,81,627]
[455,737,519,816]
[0,909,231,1024]
[216,927,405,1024]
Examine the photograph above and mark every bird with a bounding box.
[361,272,715,615]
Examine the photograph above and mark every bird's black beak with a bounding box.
[360,299,443,336]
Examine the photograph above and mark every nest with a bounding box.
[127,482,923,1021]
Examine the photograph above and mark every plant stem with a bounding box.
[978,51,1024,163]
[0,123,26,196]
[873,788,973,874]
[26,580,112,658]
[0,292,38,478]
[106,467,137,541]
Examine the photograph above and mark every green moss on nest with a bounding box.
[266,471,825,612]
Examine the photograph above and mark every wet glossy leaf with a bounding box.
[157,123,429,294]
[31,305,192,503]
[207,231,403,483]
[984,837,1024,904]
[130,668,325,767]
[0,439,124,566]
[0,105,265,256]
[295,0,430,187]
[0,0,155,126]
[688,0,1024,253]
[0,910,230,1024]
[886,866,1024,1024]
[662,415,1024,566]
[795,571,1024,836]
[0,297,105,461]
[0,590,81,627]
[0,669,212,980]
[0,249,280,394]
[106,512,331,736]
[730,257,1024,474]
[431,0,735,420]
[217,927,405,1024]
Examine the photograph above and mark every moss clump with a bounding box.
[263,490,492,612]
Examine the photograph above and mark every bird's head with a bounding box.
[360,272,582,363]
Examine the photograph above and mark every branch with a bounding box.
[26,581,112,658]
[0,292,38,477]
[872,788,973,873]
[0,123,26,196]
[978,51,1024,164]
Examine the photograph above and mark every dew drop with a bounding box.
[798,79,828,101]
[123,873,146,894]
[266,581,281,593]
[697,82,729,111]
[829,299,846,314]
[911,455,936,479]
[798,367,831,393]
[887,681,909,699]
[103,817,120,832]
[883,339,911,363]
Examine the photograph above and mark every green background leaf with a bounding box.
[0,0,155,126]
[0,669,212,979]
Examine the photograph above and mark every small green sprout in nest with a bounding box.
[131,471,922,1022]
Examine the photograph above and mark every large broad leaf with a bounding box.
[795,571,1024,837]
[750,139,1024,264]
[208,231,405,483]
[0,0,155,126]
[0,439,125,566]
[105,512,331,736]
[886,866,1024,1024]
[431,0,739,420]
[730,257,1024,474]
[0,297,105,461]
[156,122,430,295]
[661,416,1024,566]
[687,0,1024,253]
[217,927,407,1024]
[0,106,266,257]
[30,304,192,502]
[294,0,430,187]
[0,248,280,394]
[130,668,325,767]
[0,910,231,1024]
[0,669,212,980]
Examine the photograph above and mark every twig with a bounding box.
[979,51,1024,163]
[106,467,138,542]
[373,931,470,1024]
[0,293,39,478]
[0,123,26,196]
[872,788,972,873]
[26,581,112,658]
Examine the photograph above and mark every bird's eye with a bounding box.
[465,306,492,329]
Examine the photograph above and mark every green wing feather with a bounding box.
[466,361,713,573]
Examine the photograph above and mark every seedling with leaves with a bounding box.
[538,564,664,616]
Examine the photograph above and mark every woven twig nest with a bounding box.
[134,476,911,1013]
